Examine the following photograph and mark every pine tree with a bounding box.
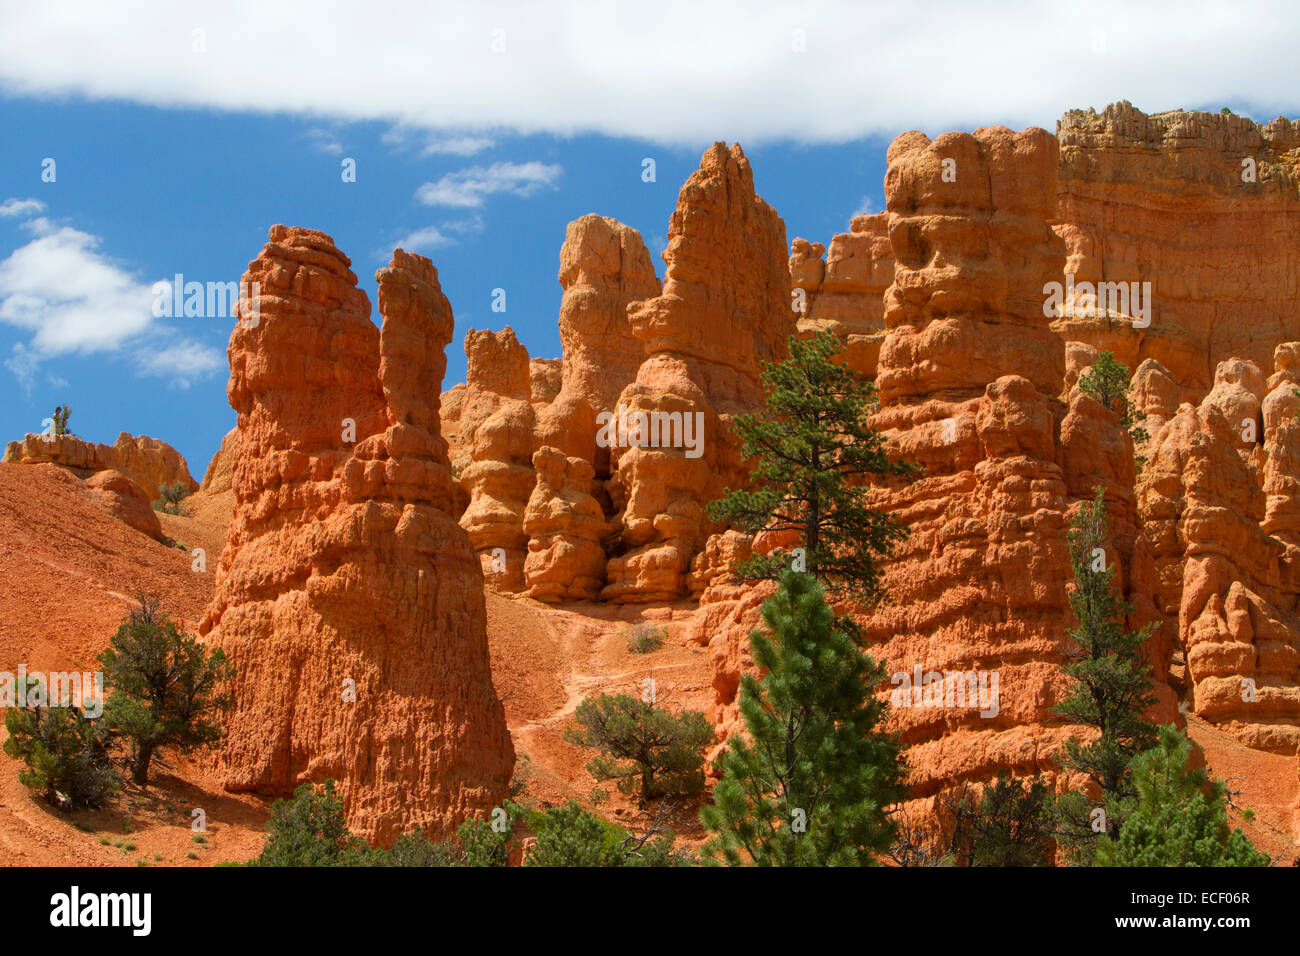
[1095,725,1269,866]
[3,676,118,810]
[1077,351,1149,463]
[98,596,233,785]
[563,694,712,803]
[707,331,915,603]
[379,829,463,867]
[701,570,905,865]
[949,774,1055,867]
[454,813,515,867]
[51,405,71,437]
[1054,489,1159,860]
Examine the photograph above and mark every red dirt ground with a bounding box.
[0,460,1295,865]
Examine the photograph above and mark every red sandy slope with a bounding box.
[0,460,1293,864]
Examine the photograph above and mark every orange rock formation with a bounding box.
[457,327,539,592]
[790,212,894,379]
[602,143,793,602]
[200,226,513,845]
[83,469,163,541]
[1054,101,1300,403]
[1137,350,1300,753]
[709,125,1183,807]
[4,431,198,502]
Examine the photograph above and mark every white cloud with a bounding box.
[416,161,561,207]
[0,2,1293,145]
[0,211,224,389]
[0,223,154,354]
[305,128,343,154]
[5,343,39,391]
[134,339,224,388]
[390,225,455,253]
[422,136,494,157]
[386,215,485,257]
[0,198,46,218]
[383,126,493,156]
[441,215,485,235]
[851,196,874,218]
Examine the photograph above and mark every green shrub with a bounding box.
[626,623,666,654]
[1095,725,1269,867]
[250,780,374,867]
[98,595,233,785]
[1077,351,1149,464]
[3,676,118,810]
[157,481,190,515]
[564,694,711,802]
[373,829,461,867]
[454,814,514,867]
[949,774,1055,867]
[51,405,71,437]
[513,800,692,867]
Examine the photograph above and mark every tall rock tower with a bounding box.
[202,226,514,846]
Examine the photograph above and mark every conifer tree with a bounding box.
[504,800,690,867]
[701,570,905,865]
[563,694,712,803]
[1077,351,1149,464]
[1095,725,1269,867]
[251,780,374,867]
[3,676,117,810]
[707,331,915,603]
[98,596,233,785]
[51,405,71,437]
[158,481,190,515]
[1054,490,1159,859]
[949,774,1055,867]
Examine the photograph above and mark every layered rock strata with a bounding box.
[789,211,894,379]
[602,143,793,602]
[1053,101,1300,404]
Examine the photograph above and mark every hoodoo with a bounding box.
[201,227,513,845]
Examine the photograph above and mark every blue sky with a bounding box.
[2,1,1298,479]
[0,98,896,476]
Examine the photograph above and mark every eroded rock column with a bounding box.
[202,227,513,845]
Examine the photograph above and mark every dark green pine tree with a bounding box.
[3,676,118,810]
[1054,489,1159,860]
[707,330,916,603]
[1095,725,1269,867]
[98,596,233,785]
[563,694,712,803]
[948,774,1055,867]
[1076,351,1149,465]
[701,569,906,865]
